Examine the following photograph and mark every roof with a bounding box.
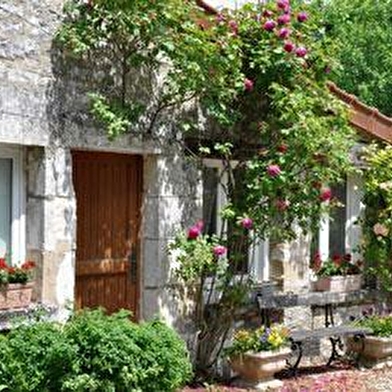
[196,2,392,144]
[328,83,392,144]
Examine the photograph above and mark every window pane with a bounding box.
[202,167,219,237]
[0,159,12,257]
[329,181,347,257]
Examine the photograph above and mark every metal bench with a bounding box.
[288,325,371,371]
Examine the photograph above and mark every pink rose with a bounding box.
[275,199,290,211]
[187,221,204,240]
[228,20,238,35]
[213,245,227,256]
[283,41,295,53]
[295,46,307,57]
[241,217,253,230]
[277,0,289,10]
[278,27,290,39]
[267,164,281,177]
[297,11,308,22]
[262,9,274,18]
[373,223,389,237]
[319,187,332,202]
[263,20,276,31]
[244,78,254,92]
[277,14,290,25]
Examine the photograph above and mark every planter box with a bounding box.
[229,347,291,383]
[312,275,362,293]
[0,282,34,310]
[347,335,392,360]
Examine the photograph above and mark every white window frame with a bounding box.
[0,145,25,265]
[203,159,269,282]
[316,173,364,261]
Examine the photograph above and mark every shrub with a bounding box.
[0,309,192,392]
[355,315,392,338]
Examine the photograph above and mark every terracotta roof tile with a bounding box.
[328,82,392,144]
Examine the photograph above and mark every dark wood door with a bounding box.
[72,151,142,317]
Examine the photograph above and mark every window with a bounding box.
[0,145,25,265]
[202,159,269,280]
[313,174,364,261]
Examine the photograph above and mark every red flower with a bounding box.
[267,164,281,177]
[343,253,352,262]
[332,254,342,266]
[21,260,36,270]
[228,20,238,35]
[0,258,8,270]
[277,14,290,25]
[275,199,290,211]
[283,41,295,53]
[278,28,290,39]
[240,217,253,230]
[277,144,288,153]
[297,11,308,22]
[213,245,227,256]
[320,187,332,202]
[295,46,307,58]
[263,20,276,31]
[7,267,16,274]
[244,78,254,92]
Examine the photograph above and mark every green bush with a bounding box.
[0,309,192,392]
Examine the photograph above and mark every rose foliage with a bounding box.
[361,144,392,293]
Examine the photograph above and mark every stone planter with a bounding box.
[347,335,392,360]
[0,282,34,310]
[312,274,362,293]
[229,347,291,389]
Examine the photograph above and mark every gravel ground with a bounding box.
[182,364,392,391]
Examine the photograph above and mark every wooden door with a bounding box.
[72,151,142,317]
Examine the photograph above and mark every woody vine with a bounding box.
[58,0,356,377]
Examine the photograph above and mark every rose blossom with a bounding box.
[277,14,290,25]
[297,11,308,22]
[244,78,254,92]
[228,20,238,35]
[187,220,203,240]
[278,27,290,39]
[262,9,274,18]
[263,20,276,31]
[295,46,307,57]
[213,245,227,256]
[275,199,290,211]
[319,187,332,202]
[283,41,295,53]
[276,0,289,10]
[241,217,253,230]
[267,164,281,177]
[277,144,288,153]
[373,223,389,237]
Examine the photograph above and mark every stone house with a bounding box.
[1,0,392,330]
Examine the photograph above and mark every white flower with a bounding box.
[373,223,389,237]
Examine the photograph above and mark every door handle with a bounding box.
[129,244,137,283]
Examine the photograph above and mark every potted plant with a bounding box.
[348,314,392,362]
[0,258,36,310]
[310,252,362,292]
[225,324,291,389]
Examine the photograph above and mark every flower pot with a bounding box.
[312,274,362,292]
[347,335,392,360]
[0,282,34,310]
[229,347,291,384]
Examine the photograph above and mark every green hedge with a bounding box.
[0,309,192,391]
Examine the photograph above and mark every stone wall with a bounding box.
[0,0,205,328]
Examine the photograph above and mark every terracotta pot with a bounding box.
[229,347,291,383]
[0,282,34,310]
[347,335,392,360]
[312,274,362,293]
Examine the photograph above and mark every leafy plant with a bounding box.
[361,144,392,293]
[354,315,392,338]
[225,324,290,357]
[0,309,192,392]
[311,252,362,277]
[0,259,36,286]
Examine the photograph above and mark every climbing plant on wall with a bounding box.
[58,0,357,377]
[362,144,392,294]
